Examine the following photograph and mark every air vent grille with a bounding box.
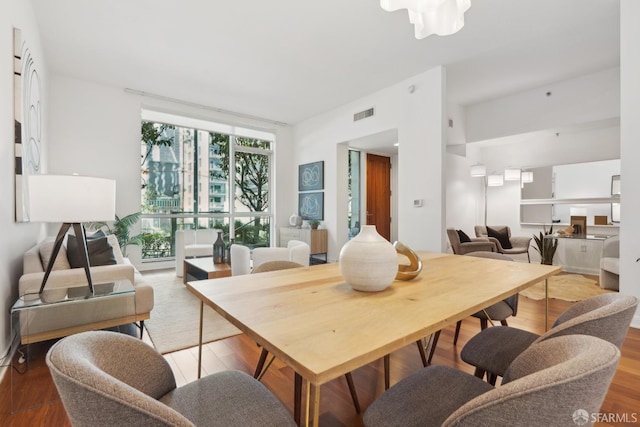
[354,107,374,122]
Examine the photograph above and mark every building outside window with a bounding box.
[140,110,274,261]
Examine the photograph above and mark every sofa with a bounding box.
[18,233,154,344]
[600,235,619,291]
[175,229,222,277]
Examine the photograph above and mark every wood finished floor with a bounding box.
[1,291,639,426]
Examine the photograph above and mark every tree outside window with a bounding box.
[140,117,273,260]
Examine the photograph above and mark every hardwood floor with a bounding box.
[1,295,638,426]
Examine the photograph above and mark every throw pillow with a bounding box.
[457,229,472,243]
[66,230,117,268]
[39,240,72,271]
[486,226,512,249]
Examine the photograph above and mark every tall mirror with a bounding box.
[520,159,620,225]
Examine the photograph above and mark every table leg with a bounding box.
[198,300,203,379]
[384,354,390,390]
[544,278,549,331]
[481,309,495,326]
[183,261,188,284]
[294,373,302,425]
[305,381,311,427]
[312,384,321,427]
[304,381,320,427]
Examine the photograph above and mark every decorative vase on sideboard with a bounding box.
[339,225,398,292]
[213,231,225,264]
[289,212,302,228]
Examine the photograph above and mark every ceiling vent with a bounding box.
[354,107,374,122]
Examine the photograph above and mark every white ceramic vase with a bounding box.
[339,225,398,292]
[289,212,302,228]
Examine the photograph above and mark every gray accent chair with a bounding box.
[446,228,496,255]
[474,225,531,262]
[46,331,296,427]
[364,335,620,427]
[600,235,619,290]
[460,293,637,385]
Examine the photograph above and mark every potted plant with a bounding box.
[309,219,321,230]
[86,212,142,256]
[532,225,558,265]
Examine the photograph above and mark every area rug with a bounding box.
[142,270,241,354]
[520,274,614,302]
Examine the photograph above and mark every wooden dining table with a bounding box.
[186,251,560,426]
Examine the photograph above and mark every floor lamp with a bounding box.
[28,174,116,295]
[470,164,487,225]
[471,164,503,225]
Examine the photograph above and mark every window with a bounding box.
[140,110,274,261]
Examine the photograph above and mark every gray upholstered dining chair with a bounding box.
[455,251,518,343]
[46,331,296,427]
[364,335,620,427]
[251,260,304,273]
[461,293,638,385]
[413,251,518,369]
[249,260,361,416]
[251,261,305,380]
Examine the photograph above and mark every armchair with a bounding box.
[446,228,496,255]
[600,235,619,290]
[47,331,295,426]
[175,229,221,277]
[461,293,637,385]
[229,241,311,276]
[474,225,531,262]
[364,335,620,427]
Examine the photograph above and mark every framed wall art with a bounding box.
[299,192,324,220]
[14,27,43,222]
[298,161,324,192]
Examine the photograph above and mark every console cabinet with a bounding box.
[279,228,328,261]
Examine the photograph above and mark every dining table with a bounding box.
[186,251,560,426]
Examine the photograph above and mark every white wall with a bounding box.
[292,67,446,261]
[620,0,640,327]
[0,0,48,358]
[465,67,620,142]
[47,75,294,270]
[446,70,622,270]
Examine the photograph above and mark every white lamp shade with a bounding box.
[28,174,116,223]
[487,173,504,187]
[504,168,521,181]
[470,164,486,177]
[521,171,534,183]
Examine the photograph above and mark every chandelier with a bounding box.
[380,0,471,39]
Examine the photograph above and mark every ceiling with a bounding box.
[31,0,620,126]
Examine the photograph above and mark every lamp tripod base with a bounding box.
[39,222,94,295]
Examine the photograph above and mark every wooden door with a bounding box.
[366,153,391,241]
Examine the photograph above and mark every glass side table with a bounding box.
[10,279,135,413]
